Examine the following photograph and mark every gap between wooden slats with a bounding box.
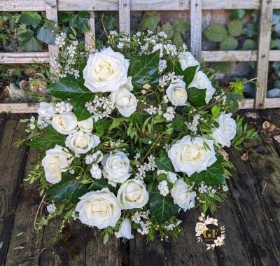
[255,0,273,109]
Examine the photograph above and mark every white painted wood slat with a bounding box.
[190,0,202,60]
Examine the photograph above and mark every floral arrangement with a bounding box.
[21,29,257,242]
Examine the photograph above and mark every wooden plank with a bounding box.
[119,0,130,35]
[1,0,280,11]
[170,209,219,265]
[0,52,49,64]
[46,0,59,74]
[201,51,258,62]
[85,12,96,49]
[255,0,273,109]
[130,234,173,266]
[5,149,44,266]
[0,115,29,266]
[0,103,39,114]
[85,227,122,265]
[190,0,202,60]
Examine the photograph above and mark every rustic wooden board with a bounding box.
[5,149,44,266]
[0,115,29,265]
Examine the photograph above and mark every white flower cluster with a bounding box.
[186,114,201,134]
[144,105,162,116]
[85,95,114,121]
[135,155,157,180]
[55,101,74,113]
[163,106,175,121]
[46,202,57,214]
[55,32,66,47]
[165,220,182,231]
[85,151,103,165]
[198,182,217,198]
[131,211,151,235]
[158,180,169,196]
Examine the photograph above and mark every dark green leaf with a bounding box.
[187,87,207,107]
[155,150,174,172]
[46,173,89,204]
[210,62,232,73]
[21,37,42,52]
[141,138,152,144]
[17,29,34,42]
[191,156,225,184]
[225,100,239,114]
[27,127,66,150]
[173,18,190,32]
[203,24,228,42]
[109,117,130,131]
[78,11,90,19]
[173,31,184,49]
[242,23,258,37]
[229,10,246,21]
[90,178,109,190]
[37,21,59,44]
[228,20,243,37]
[47,76,95,102]
[18,11,41,28]
[270,38,280,49]
[74,101,92,121]
[242,39,257,50]
[93,119,111,135]
[183,65,198,86]
[130,112,144,123]
[220,36,238,50]
[172,115,184,131]
[149,189,179,223]
[129,51,160,91]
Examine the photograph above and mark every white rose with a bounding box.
[166,79,188,106]
[75,188,121,229]
[170,179,196,211]
[83,47,129,93]
[102,151,132,185]
[78,117,93,132]
[188,71,216,104]
[168,136,217,176]
[42,145,72,184]
[52,112,78,135]
[179,51,200,71]
[110,78,137,117]
[65,131,100,156]
[37,102,56,121]
[117,179,149,210]
[195,222,207,235]
[115,218,134,239]
[211,112,236,147]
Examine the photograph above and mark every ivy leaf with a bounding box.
[46,173,89,204]
[17,29,34,42]
[47,76,94,102]
[230,81,244,95]
[139,15,159,31]
[187,87,207,107]
[74,101,92,121]
[18,11,41,28]
[155,150,174,172]
[228,20,243,37]
[93,119,112,135]
[220,36,238,50]
[242,23,258,37]
[27,127,66,150]
[229,10,246,21]
[242,39,257,50]
[149,188,179,224]
[203,24,228,42]
[21,37,42,52]
[37,21,59,44]
[173,18,190,32]
[162,22,174,39]
[129,51,160,91]
[109,117,130,131]
[270,39,280,49]
[210,62,232,73]
[173,31,184,49]
[191,155,225,184]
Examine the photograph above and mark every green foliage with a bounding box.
[187,87,207,107]
[139,12,159,31]
[18,12,42,28]
[155,150,174,172]
[229,10,246,21]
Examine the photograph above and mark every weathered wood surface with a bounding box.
[1,110,280,265]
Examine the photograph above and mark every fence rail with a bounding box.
[0,0,280,113]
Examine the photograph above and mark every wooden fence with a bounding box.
[0,0,280,113]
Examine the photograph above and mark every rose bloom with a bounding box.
[117,179,149,210]
[65,131,100,157]
[83,47,129,93]
[166,79,188,106]
[178,51,199,71]
[110,78,137,117]
[52,112,78,135]
[188,71,216,104]
[195,222,207,235]
[75,188,121,229]
[42,145,72,184]
[37,102,56,122]
[102,151,132,185]
[170,179,196,211]
[115,218,134,239]
[211,112,236,147]
[77,117,94,132]
[168,136,217,177]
